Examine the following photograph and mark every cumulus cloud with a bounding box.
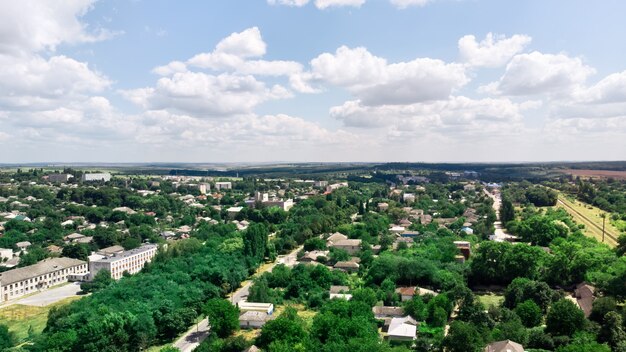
[0,0,117,55]
[185,27,302,77]
[458,33,531,68]
[122,72,291,117]
[301,46,468,105]
[330,96,524,128]
[483,51,595,96]
[390,0,431,9]
[574,70,626,104]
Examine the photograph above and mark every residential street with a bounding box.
[172,245,303,352]
[483,188,516,242]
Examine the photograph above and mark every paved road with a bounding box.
[483,189,516,242]
[172,245,303,352]
[2,282,83,308]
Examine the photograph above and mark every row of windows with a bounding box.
[4,265,87,290]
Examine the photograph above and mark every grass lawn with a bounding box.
[477,294,504,308]
[0,297,81,343]
[554,192,619,247]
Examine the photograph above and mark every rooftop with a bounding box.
[91,244,157,264]
[0,257,86,285]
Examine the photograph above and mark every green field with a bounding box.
[477,294,504,308]
[555,193,619,247]
[0,297,81,343]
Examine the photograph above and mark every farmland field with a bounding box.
[554,193,619,247]
[561,169,626,180]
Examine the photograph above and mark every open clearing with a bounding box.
[561,169,626,180]
[554,193,619,247]
[477,294,504,308]
[0,297,80,342]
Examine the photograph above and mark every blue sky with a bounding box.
[1,0,625,162]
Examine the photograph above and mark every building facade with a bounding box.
[89,244,158,280]
[82,173,112,182]
[0,257,87,302]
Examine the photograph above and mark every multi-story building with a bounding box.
[81,173,112,182]
[215,181,232,190]
[89,244,158,280]
[48,173,74,183]
[0,257,87,302]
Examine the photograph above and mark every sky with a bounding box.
[1,0,626,163]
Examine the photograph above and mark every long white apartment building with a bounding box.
[81,173,112,182]
[89,244,158,280]
[0,257,88,302]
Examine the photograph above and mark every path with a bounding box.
[483,189,516,242]
[0,282,83,308]
[172,245,303,352]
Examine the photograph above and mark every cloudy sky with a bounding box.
[1,0,625,163]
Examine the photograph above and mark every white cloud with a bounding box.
[483,51,595,96]
[330,96,523,128]
[152,61,188,76]
[574,70,626,104]
[390,0,431,9]
[458,33,531,68]
[122,72,291,117]
[267,0,310,6]
[315,0,366,9]
[304,46,468,105]
[0,54,111,111]
[0,0,117,55]
[185,27,302,77]
[215,27,266,58]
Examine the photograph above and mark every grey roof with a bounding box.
[332,239,362,247]
[97,245,125,256]
[372,306,404,317]
[329,285,350,294]
[334,261,359,269]
[239,311,269,322]
[484,340,524,352]
[0,257,86,285]
[327,232,348,243]
[91,244,157,264]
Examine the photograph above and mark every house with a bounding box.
[454,241,471,259]
[300,250,329,263]
[329,285,352,300]
[227,207,243,219]
[64,233,85,242]
[0,248,13,261]
[330,239,362,254]
[574,283,596,317]
[393,237,414,250]
[378,202,389,211]
[112,207,137,215]
[74,236,93,244]
[0,257,87,302]
[326,232,348,245]
[237,302,274,315]
[403,193,416,203]
[484,340,525,352]
[461,227,474,235]
[387,316,418,341]
[372,306,404,320]
[160,231,176,240]
[239,311,271,329]
[396,287,417,301]
[46,245,62,254]
[333,261,359,273]
[243,345,261,352]
[16,241,31,252]
[390,226,405,235]
[81,173,112,182]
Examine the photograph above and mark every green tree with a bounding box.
[546,299,586,337]
[515,300,543,328]
[80,269,113,293]
[61,243,90,261]
[256,307,307,348]
[598,311,626,351]
[0,324,14,350]
[443,321,483,352]
[204,298,239,338]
